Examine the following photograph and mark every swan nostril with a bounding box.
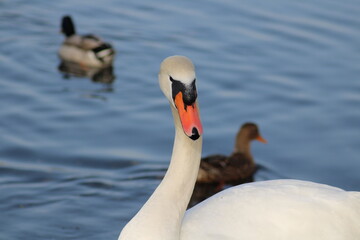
[189,127,200,140]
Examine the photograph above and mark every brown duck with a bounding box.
[188,122,267,208]
[197,122,267,185]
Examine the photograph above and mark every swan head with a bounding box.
[159,56,203,141]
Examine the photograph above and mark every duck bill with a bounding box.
[256,135,267,144]
[174,92,203,140]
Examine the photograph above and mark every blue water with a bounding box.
[1,0,360,239]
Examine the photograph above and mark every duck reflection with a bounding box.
[58,60,116,84]
[188,176,254,209]
[188,183,224,208]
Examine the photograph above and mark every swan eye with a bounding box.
[169,76,175,82]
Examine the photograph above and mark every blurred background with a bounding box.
[0,0,359,239]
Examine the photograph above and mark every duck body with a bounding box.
[197,152,255,185]
[59,16,115,68]
[182,179,360,240]
[197,123,266,185]
[189,151,255,208]
[118,56,360,240]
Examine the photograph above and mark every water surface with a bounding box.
[1,0,360,239]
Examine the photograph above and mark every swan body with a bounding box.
[118,56,360,240]
[59,16,115,68]
[183,180,360,240]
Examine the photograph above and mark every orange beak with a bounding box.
[174,92,203,139]
[256,135,267,144]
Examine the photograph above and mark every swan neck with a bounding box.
[118,105,202,240]
[166,105,202,211]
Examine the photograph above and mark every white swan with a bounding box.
[118,56,360,240]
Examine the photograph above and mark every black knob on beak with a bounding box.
[189,127,200,140]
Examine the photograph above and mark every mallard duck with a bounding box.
[197,122,267,185]
[58,15,115,68]
[118,56,360,240]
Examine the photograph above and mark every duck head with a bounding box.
[61,15,76,37]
